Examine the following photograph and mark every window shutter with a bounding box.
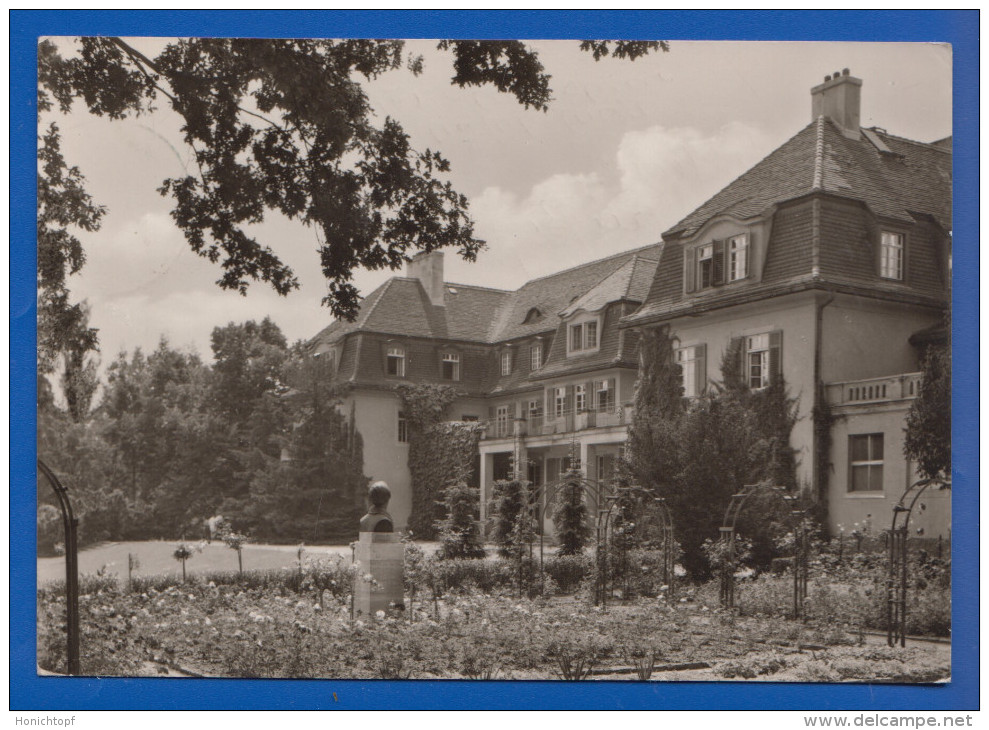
[608,377,617,408]
[685,247,697,294]
[566,384,574,413]
[695,344,707,395]
[769,331,783,384]
[488,405,495,421]
[741,239,750,278]
[712,239,726,285]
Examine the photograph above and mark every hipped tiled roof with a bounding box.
[664,118,951,240]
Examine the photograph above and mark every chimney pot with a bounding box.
[811,71,862,139]
[842,68,850,76]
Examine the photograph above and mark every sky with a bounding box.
[47,40,952,371]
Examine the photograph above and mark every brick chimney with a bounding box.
[811,68,862,139]
[405,251,445,306]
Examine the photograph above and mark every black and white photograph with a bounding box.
[36,37,952,683]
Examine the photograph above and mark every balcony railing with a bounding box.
[478,403,633,440]
[825,372,922,406]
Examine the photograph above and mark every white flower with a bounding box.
[375,610,386,619]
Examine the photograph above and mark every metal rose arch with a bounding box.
[886,476,951,647]
[596,484,677,610]
[37,458,81,675]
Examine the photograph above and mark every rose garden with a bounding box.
[38,466,950,682]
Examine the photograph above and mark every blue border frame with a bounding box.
[11,10,978,711]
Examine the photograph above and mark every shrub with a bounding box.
[435,482,486,560]
[552,477,591,555]
[544,554,594,594]
[716,651,789,679]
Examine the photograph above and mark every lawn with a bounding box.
[37,540,438,586]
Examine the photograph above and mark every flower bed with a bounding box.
[37,572,949,681]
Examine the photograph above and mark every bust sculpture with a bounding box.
[359,481,394,533]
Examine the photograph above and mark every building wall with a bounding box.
[827,404,950,538]
[666,291,819,490]
[345,391,412,530]
[347,391,489,531]
[820,294,941,383]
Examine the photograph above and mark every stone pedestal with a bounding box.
[353,531,405,618]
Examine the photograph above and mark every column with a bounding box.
[478,452,494,523]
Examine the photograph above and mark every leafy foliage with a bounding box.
[904,338,951,481]
[38,38,666,325]
[552,476,592,556]
[38,319,367,547]
[397,384,480,537]
[435,482,486,560]
[626,325,799,578]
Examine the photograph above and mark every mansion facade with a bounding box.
[310,70,950,539]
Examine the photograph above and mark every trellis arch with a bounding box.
[530,472,612,593]
[596,485,677,609]
[38,458,81,674]
[886,477,950,647]
[718,483,791,609]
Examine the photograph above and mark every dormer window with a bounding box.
[441,352,461,381]
[687,234,750,292]
[567,317,599,355]
[501,350,513,376]
[880,231,904,280]
[523,307,543,324]
[728,234,749,282]
[386,345,406,377]
[697,243,715,289]
[530,341,543,370]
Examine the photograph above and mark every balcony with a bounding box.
[825,373,922,406]
[479,403,633,441]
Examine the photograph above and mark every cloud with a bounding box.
[448,121,776,289]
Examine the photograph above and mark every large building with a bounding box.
[622,69,950,536]
[311,70,950,538]
[310,244,661,531]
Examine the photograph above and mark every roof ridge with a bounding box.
[867,127,953,153]
[443,281,512,293]
[361,277,396,325]
[812,115,825,191]
[520,242,663,286]
[664,119,819,237]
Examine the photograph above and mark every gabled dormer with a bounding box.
[681,213,773,296]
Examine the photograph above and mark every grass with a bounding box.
[37,540,435,586]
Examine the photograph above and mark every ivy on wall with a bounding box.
[397,384,483,538]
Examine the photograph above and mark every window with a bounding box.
[687,236,750,292]
[527,399,543,419]
[530,341,543,370]
[567,319,599,354]
[570,323,583,351]
[676,345,707,397]
[594,379,616,411]
[441,352,460,381]
[523,307,542,324]
[746,334,770,390]
[554,386,568,417]
[697,243,714,289]
[574,384,587,412]
[501,350,512,376]
[496,404,511,437]
[386,345,406,377]
[880,231,904,280]
[849,434,884,492]
[728,234,749,282]
[397,411,408,443]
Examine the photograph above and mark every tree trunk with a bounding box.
[182,559,186,583]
